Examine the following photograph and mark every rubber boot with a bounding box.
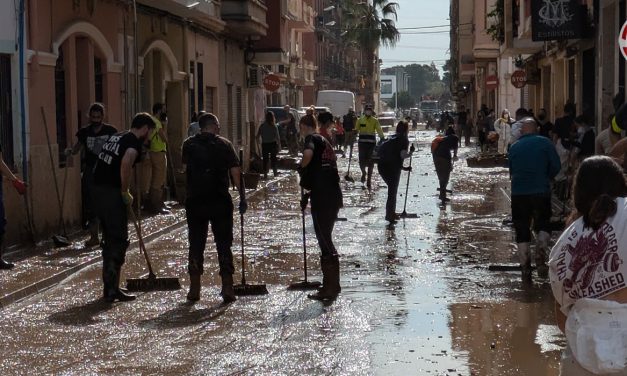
[308,256,341,301]
[439,190,450,203]
[104,264,136,302]
[517,242,532,282]
[187,273,201,302]
[220,273,236,304]
[535,231,550,278]
[0,235,14,270]
[85,221,100,247]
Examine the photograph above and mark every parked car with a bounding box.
[377,111,397,126]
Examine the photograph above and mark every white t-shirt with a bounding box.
[549,197,627,315]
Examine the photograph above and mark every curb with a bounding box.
[0,172,294,310]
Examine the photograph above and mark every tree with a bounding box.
[343,0,401,105]
[385,91,415,109]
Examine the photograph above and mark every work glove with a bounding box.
[121,190,133,206]
[64,148,73,157]
[300,192,310,211]
[403,166,412,172]
[239,199,248,214]
[453,156,459,162]
[410,144,416,153]
[12,179,26,195]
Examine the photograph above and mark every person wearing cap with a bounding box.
[508,117,560,282]
[356,104,385,189]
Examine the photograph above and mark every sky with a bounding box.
[379,0,451,74]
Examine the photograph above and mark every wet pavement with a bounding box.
[0,130,565,375]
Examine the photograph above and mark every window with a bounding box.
[0,55,14,168]
[189,61,195,119]
[205,86,215,113]
[55,49,68,167]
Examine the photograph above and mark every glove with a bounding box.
[300,192,310,211]
[410,144,416,153]
[12,179,26,195]
[64,148,73,157]
[403,166,412,172]
[239,199,248,214]
[453,156,459,162]
[121,190,133,206]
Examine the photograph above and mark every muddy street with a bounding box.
[0,130,563,375]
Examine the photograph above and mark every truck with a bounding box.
[316,90,356,116]
[419,100,439,124]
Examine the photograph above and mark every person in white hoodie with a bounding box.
[494,109,513,154]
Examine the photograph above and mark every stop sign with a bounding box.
[485,75,499,90]
[511,70,527,88]
[263,74,281,92]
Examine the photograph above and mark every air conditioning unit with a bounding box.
[248,66,261,88]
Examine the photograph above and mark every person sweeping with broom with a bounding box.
[298,113,343,301]
[182,113,247,304]
[376,121,414,224]
[0,145,26,269]
[92,113,156,303]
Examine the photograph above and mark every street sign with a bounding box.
[263,74,281,92]
[485,75,499,90]
[620,21,627,60]
[510,70,527,88]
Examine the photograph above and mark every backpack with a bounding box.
[375,136,397,162]
[431,136,445,153]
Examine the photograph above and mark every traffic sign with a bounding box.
[510,70,527,88]
[263,74,281,92]
[485,75,499,90]
[620,21,627,60]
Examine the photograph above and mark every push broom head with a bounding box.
[398,212,419,219]
[52,235,71,248]
[344,174,355,183]
[233,283,268,296]
[288,280,321,290]
[126,274,182,292]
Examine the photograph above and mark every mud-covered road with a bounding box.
[0,130,564,375]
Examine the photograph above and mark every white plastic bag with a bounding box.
[566,298,627,374]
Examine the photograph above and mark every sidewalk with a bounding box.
[0,173,291,309]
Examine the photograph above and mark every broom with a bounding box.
[399,145,418,219]
[234,151,268,296]
[344,143,355,183]
[288,190,321,290]
[126,209,181,291]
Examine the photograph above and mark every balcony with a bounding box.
[138,0,225,32]
[287,0,315,32]
[221,0,269,38]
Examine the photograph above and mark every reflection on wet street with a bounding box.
[0,131,563,375]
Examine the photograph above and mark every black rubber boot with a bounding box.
[187,273,201,302]
[103,264,136,303]
[308,256,341,301]
[220,274,236,304]
[0,236,14,270]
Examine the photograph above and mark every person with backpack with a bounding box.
[377,121,415,223]
[298,112,343,301]
[432,127,459,203]
[182,113,247,303]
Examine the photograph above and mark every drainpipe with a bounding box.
[18,0,27,182]
[133,0,139,115]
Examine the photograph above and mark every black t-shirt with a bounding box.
[433,135,459,160]
[182,132,239,201]
[304,133,338,171]
[538,120,553,138]
[377,134,409,167]
[554,115,574,141]
[93,131,143,188]
[76,123,117,170]
[343,113,356,132]
[457,112,467,126]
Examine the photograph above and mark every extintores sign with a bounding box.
[511,70,527,88]
[531,0,583,41]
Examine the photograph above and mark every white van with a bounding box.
[316,90,355,116]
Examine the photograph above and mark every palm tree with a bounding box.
[343,0,401,106]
